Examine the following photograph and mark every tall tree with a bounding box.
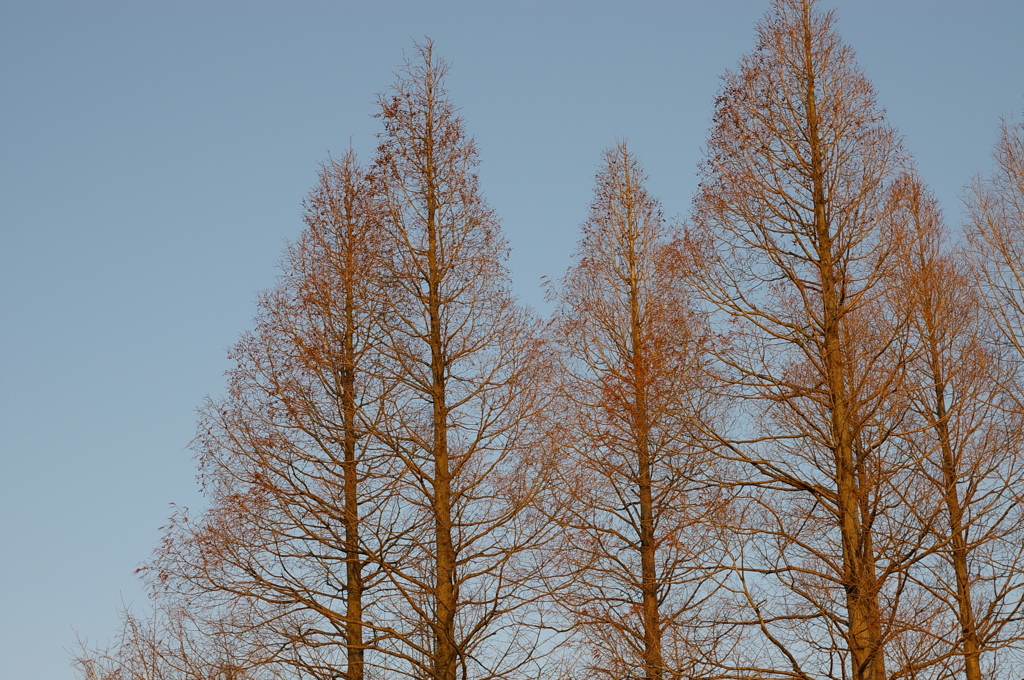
[957,112,1024,679]
[690,1,924,677]
[547,143,722,680]
[895,176,1024,680]
[966,112,1024,367]
[148,150,391,680]
[368,41,553,680]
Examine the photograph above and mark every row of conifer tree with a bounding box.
[77,2,1024,679]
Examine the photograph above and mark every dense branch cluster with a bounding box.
[76,3,1024,680]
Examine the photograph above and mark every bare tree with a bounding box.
[76,17,1024,680]
[147,150,393,680]
[367,41,555,680]
[944,113,1024,680]
[901,176,1024,680]
[96,43,555,680]
[966,112,1024,367]
[72,603,286,680]
[545,143,724,680]
[689,2,930,678]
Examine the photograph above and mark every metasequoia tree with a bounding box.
[147,150,392,680]
[966,113,1024,366]
[368,41,552,680]
[895,177,1024,680]
[546,143,722,680]
[75,20,1024,680]
[72,603,285,680]
[690,1,926,678]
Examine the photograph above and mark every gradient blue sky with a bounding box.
[2,2,1023,678]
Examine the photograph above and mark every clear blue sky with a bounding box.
[2,2,1023,678]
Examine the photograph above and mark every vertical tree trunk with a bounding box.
[429,251,458,680]
[342,256,365,680]
[373,41,545,680]
[802,17,886,675]
[625,175,665,680]
[424,103,457,680]
[931,372,982,680]
[551,143,710,679]
[913,244,983,680]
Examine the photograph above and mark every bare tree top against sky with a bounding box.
[546,142,725,680]
[365,41,557,680]
[4,3,1024,679]
[691,1,933,678]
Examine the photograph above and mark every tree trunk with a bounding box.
[627,190,665,680]
[425,120,457,680]
[920,294,982,680]
[343,264,365,680]
[804,20,885,677]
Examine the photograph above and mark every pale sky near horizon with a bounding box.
[3,2,1024,678]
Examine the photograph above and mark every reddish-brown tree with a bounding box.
[72,603,286,680]
[145,150,392,680]
[368,41,554,680]
[690,2,928,678]
[896,176,1024,680]
[966,113,1024,365]
[949,114,1024,680]
[546,143,724,680]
